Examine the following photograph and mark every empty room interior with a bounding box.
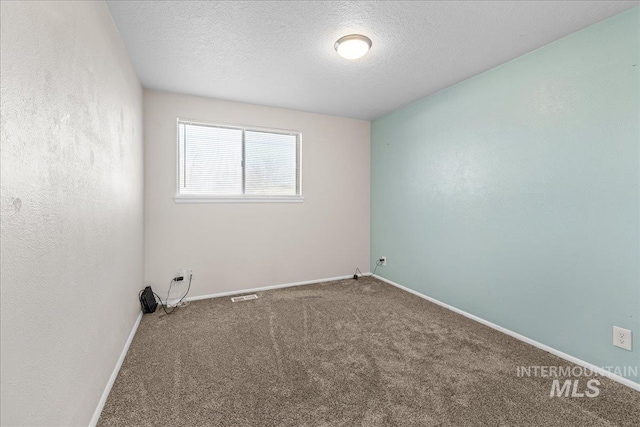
[2,1,640,426]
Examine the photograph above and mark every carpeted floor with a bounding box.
[98,277,640,426]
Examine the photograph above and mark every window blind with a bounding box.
[177,121,300,199]
[245,130,297,196]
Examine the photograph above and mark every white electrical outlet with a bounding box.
[380,256,387,266]
[176,268,193,279]
[613,326,632,351]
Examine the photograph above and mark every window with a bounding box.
[176,120,302,202]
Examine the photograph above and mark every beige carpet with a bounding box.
[98,277,640,426]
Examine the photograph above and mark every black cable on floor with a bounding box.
[372,260,382,276]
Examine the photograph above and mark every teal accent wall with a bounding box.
[371,8,639,382]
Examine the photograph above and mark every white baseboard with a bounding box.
[372,274,640,392]
[89,310,143,427]
[185,274,357,302]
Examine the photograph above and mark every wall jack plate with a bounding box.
[613,326,632,351]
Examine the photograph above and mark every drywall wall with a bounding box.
[0,2,144,425]
[144,90,370,299]
[371,7,639,382]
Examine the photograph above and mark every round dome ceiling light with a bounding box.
[334,34,372,60]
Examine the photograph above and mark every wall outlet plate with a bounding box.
[176,268,193,279]
[613,326,632,351]
[380,256,387,266]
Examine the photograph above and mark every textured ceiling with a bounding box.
[107,1,638,120]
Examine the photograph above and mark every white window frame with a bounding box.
[174,119,303,203]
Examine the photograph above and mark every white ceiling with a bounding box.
[107,1,638,120]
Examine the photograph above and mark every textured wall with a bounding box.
[144,90,370,299]
[371,8,639,382]
[0,2,144,425]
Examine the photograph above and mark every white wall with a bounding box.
[144,90,370,299]
[0,2,143,426]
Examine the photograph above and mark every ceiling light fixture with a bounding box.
[334,34,372,60]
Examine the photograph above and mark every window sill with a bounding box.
[174,196,304,204]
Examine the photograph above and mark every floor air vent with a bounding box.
[231,294,258,303]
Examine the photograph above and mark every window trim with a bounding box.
[174,118,303,203]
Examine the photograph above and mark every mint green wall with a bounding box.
[371,8,639,382]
